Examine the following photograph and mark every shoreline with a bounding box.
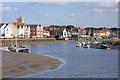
[1,40,119,79]
[2,50,63,79]
[1,40,76,79]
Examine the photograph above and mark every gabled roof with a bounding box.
[44,30,49,33]
[98,30,106,33]
[28,24,42,28]
[0,23,4,28]
[50,29,65,36]
[79,28,84,30]
[13,22,27,28]
[4,24,9,29]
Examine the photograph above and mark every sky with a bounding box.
[0,2,118,28]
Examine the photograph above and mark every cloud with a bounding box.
[0,3,19,12]
[43,13,49,16]
[70,13,75,17]
[92,8,103,13]
[84,3,89,6]
[29,2,72,6]
[41,2,71,6]
[96,2,117,8]
[91,2,118,14]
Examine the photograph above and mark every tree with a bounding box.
[61,25,66,29]
[50,25,55,29]
[66,25,75,30]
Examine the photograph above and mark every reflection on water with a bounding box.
[22,42,118,78]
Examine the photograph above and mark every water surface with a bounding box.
[22,42,118,78]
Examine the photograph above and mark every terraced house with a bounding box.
[29,24,43,38]
[0,23,18,39]
[13,16,30,38]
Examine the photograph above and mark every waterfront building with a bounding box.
[0,23,18,38]
[0,23,6,38]
[13,16,30,38]
[29,24,43,38]
[43,30,50,37]
[93,30,111,39]
[50,29,68,39]
[71,28,78,36]
[13,22,30,38]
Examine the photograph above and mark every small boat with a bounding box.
[8,45,16,52]
[82,42,85,45]
[16,48,30,53]
[83,44,90,48]
[100,44,109,49]
[8,45,30,53]
[99,42,110,50]
[93,41,99,44]
[76,42,82,47]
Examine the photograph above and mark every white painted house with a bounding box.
[0,23,6,38]
[43,30,50,37]
[4,24,12,38]
[0,23,18,39]
[63,29,68,38]
[13,22,30,38]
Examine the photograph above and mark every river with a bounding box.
[21,42,118,78]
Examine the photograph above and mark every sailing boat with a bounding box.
[76,28,82,47]
[8,30,30,53]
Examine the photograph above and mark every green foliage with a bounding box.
[49,25,75,29]
[66,25,75,30]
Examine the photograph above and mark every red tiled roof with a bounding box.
[45,30,49,33]
[79,28,84,30]
[13,22,27,28]
[98,30,106,33]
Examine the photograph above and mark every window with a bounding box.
[64,32,66,36]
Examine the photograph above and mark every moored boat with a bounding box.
[8,45,30,53]
[83,44,90,48]
[76,42,82,47]
[100,44,109,49]
[99,42,110,50]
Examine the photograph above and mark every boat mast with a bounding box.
[16,27,17,47]
[78,27,79,43]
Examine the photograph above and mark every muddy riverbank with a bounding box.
[1,50,63,78]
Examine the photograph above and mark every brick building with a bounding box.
[28,24,43,38]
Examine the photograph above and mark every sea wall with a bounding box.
[0,38,56,47]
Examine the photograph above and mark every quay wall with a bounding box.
[0,38,56,47]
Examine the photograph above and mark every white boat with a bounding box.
[83,44,90,48]
[16,48,30,53]
[82,42,85,45]
[100,44,109,50]
[93,41,99,44]
[8,46,30,53]
[76,42,82,47]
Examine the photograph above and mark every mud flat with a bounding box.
[1,50,63,78]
